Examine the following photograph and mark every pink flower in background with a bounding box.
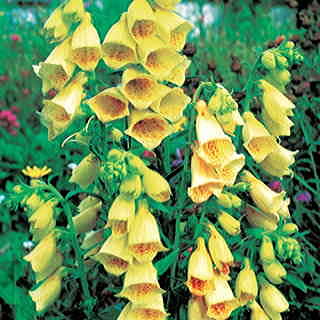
[10,34,21,42]
[10,105,20,113]
[0,75,9,83]
[22,88,30,96]
[268,180,282,192]
[142,150,156,158]
[295,191,312,203]
[0,109,20,135]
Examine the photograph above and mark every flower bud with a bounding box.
[207,224,234,276]
[69,153,101,189]
[248,300,270,320]
[235,258,258,304]
[284,41,295,49]
[259,276,289,313]
[186,237,214,296]
[217,211,240,236]
[35,251,63,283]
[260,236,275,264]
[116,261,164,303]
[120,174,142,200]
[261,51,276,70]
[229,193,242,208]
[276,55,288,69]
[281,223,298,235]
[22,193,45,213]
[142,168,171,202]
[81,229,104,258]
[263,259,287,285]
[216,193,232,208]
[107,194,135,237]
[128,199,168,262]
[245,205,278,231]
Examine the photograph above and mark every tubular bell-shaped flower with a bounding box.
[242,112,278,163]
[217,211,241,236]
[263,258,287,285]
[260,145,298,178]
[116,261,165,303]
[102,13,138,69]
[128,199,167,262]
[260,236,276,264]
[73,196,102,233]
[205,271,240,319]
[141,167,171,202]
[186,237,214,296]
[244,205,278,231]
[249,300,270,320]
[120,174,142,200]
[62,0,85,23]
[29,267,65,313]
[86,87,129,123]
[188,296,211,320]
[35,251,64,283]
[151,87,191,122]
[41,72,87,140]
[196,101,236,167]
[69,153,101,189]
[166,56,190,86]
[125,109,173,150]
[43,6,69,42]
[241,170,286,217]
[93,235,132,276]
[33,37,75,94]
[107,194,135,237]
[70,13,101,71]
[207,224,234,277]
[188,151,225,203]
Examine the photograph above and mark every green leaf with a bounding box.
[286,274,308,293]
[305,296,320,306]
[155,249,179,276]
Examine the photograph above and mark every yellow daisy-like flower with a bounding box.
[22,166,52,178]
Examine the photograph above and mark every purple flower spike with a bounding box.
[295,191,312,203]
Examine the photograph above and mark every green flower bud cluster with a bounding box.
[276,236,302,264]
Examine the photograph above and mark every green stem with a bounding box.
[44,184,95,316]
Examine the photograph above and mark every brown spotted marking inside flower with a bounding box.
[126,283,159,299]
[133,118,168,140]
[129,242,162,262]
[248,137,275,161]
[109,220,128,236]
[104,254,129,274]
[170,30,184,49]
[71,47,101,70]
[208,300,238,319]
[202,139,234,166]
[187,276,212,296]
[132,308,166,320]
[146,49,177,75]
[125,78,156,101]
[189,182,224,204]
[103,44,135,65]
[132,20,156,40]
[93,95,127,121]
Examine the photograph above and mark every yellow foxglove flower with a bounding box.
[81,229,104,258]
[259,277,289,313]
[262,305,282,320]
[205,271,240,320]
[121,68,168,110]
[70,13,101,71]
[86,87,129,123]
[217,211,240,236]
[216,153,245,186]
[151,87,191,122]
[128,200,168,262]
[155,8,192,51]
[260,235,276,264]
[93,234,132,276]
[107,194,135,237]
[258,80,295,121]
[73,196,102,233]
[30,219,56,243]
[165,56,190,86]
[24,232,57,274]
[43,6,69,42]
[263,259,287,285]
[33,37,75,93]
[242,112,278,163]
[120,174,142,200]
[249,300,270,320]
[29,267,65,313]
[235,258,258,304]
[62,0,85,24]
[35,251,63,283]
[208,85,244,135]
[126,152,148,173]
[217,193,233,209]
[207,224,234,276]
[241,170,285,217]
[127,0,168,46]
[244,205,278,231]
[23,193,45,213]
[28,199,57,237]
[138,37,184,79]
[261,108,294,137]
[281,223,298,235]
[41,72,87,140]
[186,237,214,296]
[141,168,171,202]
[260,145,298,178]
[154,0,181,10]
[116,261,165,303]
[188,151,225,203]
[128,293,168,320]
[278,198,291,218]
[125,109,173,150]
[188,296,211,320]
[118,303,134,320]
[102,13,138,69]
[229,194,242,208]
[196,101,235,167]
[22,165,52,179]
[69,153,101,189]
